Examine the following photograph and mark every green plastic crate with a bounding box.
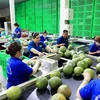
[78,0,85,5]
[77,25,84,30]
[94,18,100,25]
[93,25,100,31]
[95,4,100,11]
[0,50,10,78]
[84,25,91,31]
[86,0,94,4]
[84,19,92,24]
[94,11,100,18]
[78,6,85,12]
[85,5,93,12]
[95,0,100,4]
[92,31,100,38]
[83,31,91,37]
[76,31,83,37]
[78,13,84,18]
[71,0,78,7]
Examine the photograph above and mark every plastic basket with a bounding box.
[78,6,84,12]
[95,0,100,4]
[86,0,94,4]
[83,31,91,37]
[77,25,83,30]
[84,19,92,24]
[84,25,91,31]
[78,13,84,18]
[95,4,100,11]
[93,25,100,31]
[0,50,10,78]
[94,18,100,25]
[94,11,100,18]
[78,0,85,5]
[92,31,100,38]
[85,5,93,12]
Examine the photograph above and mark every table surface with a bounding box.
[0,39,7,44]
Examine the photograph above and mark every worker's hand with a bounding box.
[50,49,56,53]
[36,59,41,64]
[38,52,44,57]
[98,74,100,79]
[60,43,65,46]
[82,72,91,81]
[96,50,100,54]
[31,56,38,60]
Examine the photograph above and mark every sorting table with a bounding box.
[1,55,99,100]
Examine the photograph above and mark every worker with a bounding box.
[76,72,100,100]
[12,23,21,38]
[56,30,69,48]
[6,42,40,89]
[40,30,48,42]
[28,32,55,58]
[88,36,100,56]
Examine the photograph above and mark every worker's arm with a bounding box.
[17,32,21,34]
[56,43,65,47]
[56,38,65,47]
[76,80,89,100]
[30,48,43,56]
[45,46,55,53]
[88,50,100,55]
[16,28,21,35]
[76,72,91,100]
[32,59,40,75]
[23,57,38,65]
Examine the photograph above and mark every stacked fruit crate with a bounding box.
[70,0,78,36]
[83,0,94,38]
[15,2,26,29]
[35,0,43,32]
[70,0,94,38]
[25,0,35,31]
[92,0,100,37]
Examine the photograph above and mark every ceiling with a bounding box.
[0,0,27,10]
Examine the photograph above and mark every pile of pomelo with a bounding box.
[6,50,97,100]
[63,51,94,78]
[35,70,72,100]
[58,45,74,58]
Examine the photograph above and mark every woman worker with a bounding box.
[28,32,55,58]
[88,36,100,56]
[40,30,48,42]
[12,23,21,38]
[6,42,40,89]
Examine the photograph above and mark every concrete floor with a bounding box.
[0,66,7,90]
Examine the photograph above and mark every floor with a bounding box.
[0,66,7,90]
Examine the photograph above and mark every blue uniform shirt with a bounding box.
[80,79,100,100]
[40,35,48,42]
[15,27,21,38]
[89,43,100,56]
[6,57,33,89]
[56,36,68,48]
[28,41,47,58]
